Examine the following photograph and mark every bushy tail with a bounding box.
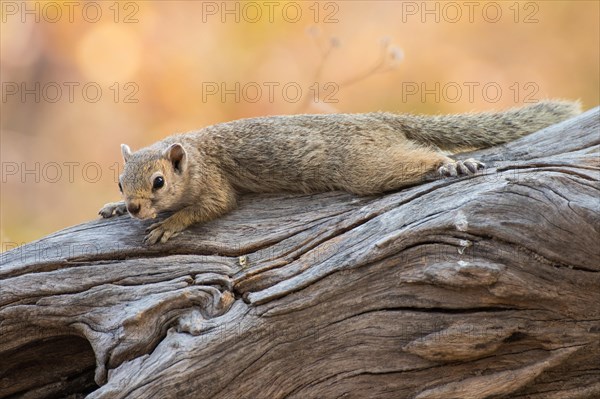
[395,100,581,151]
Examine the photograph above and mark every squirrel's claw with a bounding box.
[438,158,485,178]
[99,201,128,218]
[439,162,458,177]
[463,158,486,173]
[144,220,180,245]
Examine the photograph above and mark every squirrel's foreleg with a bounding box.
[144,193,236,245]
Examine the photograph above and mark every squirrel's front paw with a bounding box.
[438,158,485,177]
[99,201,127,218]
[144,219,182,245]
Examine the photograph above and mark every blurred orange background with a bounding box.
[1,0,599,246]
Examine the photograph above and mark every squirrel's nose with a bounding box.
[127,203,141,215]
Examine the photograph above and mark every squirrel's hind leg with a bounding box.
[345,144,486,195]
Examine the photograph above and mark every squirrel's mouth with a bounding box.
[133,209,158,220]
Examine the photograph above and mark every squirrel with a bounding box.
[99,100,580,244]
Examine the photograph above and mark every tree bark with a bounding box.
[1,107,599,399]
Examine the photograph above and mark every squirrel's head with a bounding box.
[119,143,189,219]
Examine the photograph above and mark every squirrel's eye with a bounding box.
[153,176,164,190]
[118,182,123,193]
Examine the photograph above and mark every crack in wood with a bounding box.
[1,108,599,399]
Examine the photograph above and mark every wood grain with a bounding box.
[1,107,599,399]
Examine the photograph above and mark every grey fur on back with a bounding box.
[170,100,581,194]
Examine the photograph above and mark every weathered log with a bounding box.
[1,107,599,399]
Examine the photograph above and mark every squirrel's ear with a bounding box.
[164,143,187,173]
[121,144,132,163]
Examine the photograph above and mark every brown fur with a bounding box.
[99,100,581,244]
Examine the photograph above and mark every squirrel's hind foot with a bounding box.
[438,158,485,177]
